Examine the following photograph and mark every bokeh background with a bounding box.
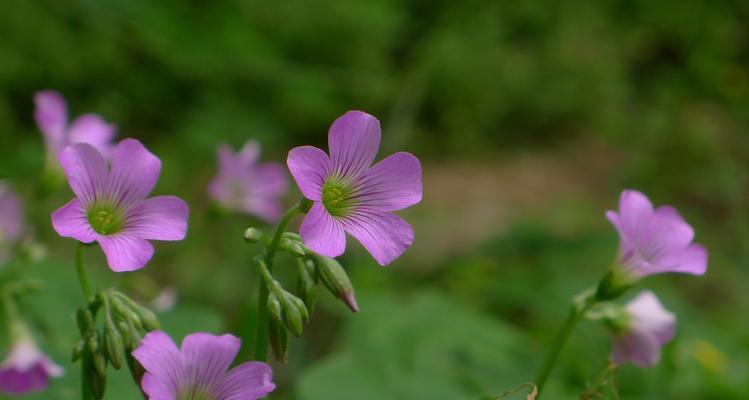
[1,1,749,399]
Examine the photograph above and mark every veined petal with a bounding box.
[328,111,380,179]
[180,333,240,392]
[58,143,109,205]
[216,362,275,400]
[108,139,161,208]
[352,152,422,211]
[68,114,117,157]
[132,331,182,397]
[287,146,330,201]
[97,234,154,272]
[640,206,694,261]
[51,199,96,243]
[124,196,189,241]
[33,90,68,152]
[340,209,414,266]
[300,202,345,258]
[612,329,662,368]
[615,190,654,241]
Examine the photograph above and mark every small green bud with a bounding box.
[87,332,100,354]
[268,319,289,363]
[282,232,302,242]
[72,339,86,362]
[297,260,317,314]
[595,267,637,301]
[285,292,309,322]
[76,307,95,334]
[313,255,359,312]
[126,353,146,395]
[132,306,160,331]
[93,349,107,376]
[267,294,283,322]
[84,354,107,400]
[244,227,264,243]
[104,325,125,369]
[281,296,304,337]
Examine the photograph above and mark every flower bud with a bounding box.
[87,332,99,354]
[244,227,264,243]
[104,324,125,369]
[126,352,146,396]
[268,319,289,363]
[596,267,637,301]
[93,349,107,377]
[267,293,282,322]
[76,307,95,334]
[72,339,86,362]
[84,353,107,400]
[312,255,359,312]
[297,260,317,314]
[280,296,304,337]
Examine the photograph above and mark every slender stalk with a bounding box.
[580,360,619,400]
[75,243,94,303]
[534,294,596,396]
[81,361,93,400]
[253,201,305,361]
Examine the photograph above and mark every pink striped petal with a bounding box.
[328,111,380,179]
[340,209,414,266]
[124,196,189,241]
[217,362,275,400]
[97,234,154,272]
[51,199,96,243]
[108,139,161,208]
[287,146,330,201]
[300,202,346,258]
[58,143,109,205]
[352,152,422,211]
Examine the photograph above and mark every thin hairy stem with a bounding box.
[75,243,94,303]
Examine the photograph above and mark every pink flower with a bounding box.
[34,90,117,162]
[0,182,22,263]
[51,139,189,272]
[208,141,288,222]
[132,331,275,400]
[287,111,422,266]
[611,291,676,368]
[0,338,63,395]
[606,190,707,278]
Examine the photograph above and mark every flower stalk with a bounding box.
[75,243,94,303]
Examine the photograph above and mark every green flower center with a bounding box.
[86,202,125,235]
[322,179,356,217]
[178,387,216,400]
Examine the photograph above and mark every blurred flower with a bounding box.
[606,189,707,278]
[208,141,287,222]
[287,111,422,265]
[34,90,117,163]
[150,286,178,312]
[0,182,22,263]
[51,139,189,272]
[0,329,63,395]
[132,330,275,400]
[610,291,676,368]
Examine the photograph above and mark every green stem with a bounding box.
[253,200,306,361]
[75,243,94,303]
[82,361,93,400]
[534,294,596,396]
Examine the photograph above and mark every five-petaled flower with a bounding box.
[51,139,189,272]
[0,333,63,395]
[610,291,676,368]
[132,330,275,400]
[34,90,117,164]
[208,140,288,222]
[606,190,707,278]
[287,111,422,266]
[0,181,23,263]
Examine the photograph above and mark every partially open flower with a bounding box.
[51,139,189,272]
[606,190,707,279]
[610,291,676,368]
[34,90,117,164]
[287,111,422,266]
[208,141,288,222]
[132,331,275,400]
[0,334,63,395]
[0,182,22,263]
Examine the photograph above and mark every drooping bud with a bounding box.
[76,307,95,335]
[280,294,304,337]
[296,259,317,314]
[312,254,359,312]
[103,323,125,370]
[268,319,289,363]
[84,352,107,400]
[244,227,264,243]
[279,237,306,257]
[72,339,86,362]
[267,293,283,322]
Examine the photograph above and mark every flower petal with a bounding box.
[352,152,422,211]
[340,209,414,266]
[58,143,109,205]
[287,146,330,201]
[68,114,117,157]
[328,111,380,179]
[641,206,694,260]
[300,202,346,258]
[124,196,189,241]
[132,331,182,397]
[51,199,96,243]
[97,234,154,272]
[612,189,654,241]
[658,243,708,276]
[0,363,51,394]
[180,333,240,391]
[237,140,261,166]
[33,90,68,152]
[216,362,276,400]
[627,291,676,345]
[612,329,662,368]
[108,139,161,208]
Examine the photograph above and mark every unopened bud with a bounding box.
[93,349,107,376]
[280,296,304,337]
[104,324,125,369]
[84,354,107,400]
[267,294,282,322]
[268,319,289,363]
[297,260,317,314]
[76,307,95,334]
[72,339,86,362]
[313,255,359,312]
[244,227,264,243]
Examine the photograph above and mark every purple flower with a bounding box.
[51,139,189,272]
[34,90,117,162]
[0,182,22,262]
[208,141,288,222]
[611,291,676,368]
[606,190,707,278]
[0,338,63,395]
[287,111,422,266]
[132,330,275,400]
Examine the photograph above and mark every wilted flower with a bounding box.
[606,190,707,278]
[208,140,288,222]
[51,139,189,272]
[0,331,63,395]
[132,330,275,400]
[287,111,422,265]
[34,90,117,163]
[610,291,676,368]
[0,182,22,263]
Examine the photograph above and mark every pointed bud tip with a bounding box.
[244,227,264,243]
[343,292,359,313]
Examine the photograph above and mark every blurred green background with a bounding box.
[1,0,749,399]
